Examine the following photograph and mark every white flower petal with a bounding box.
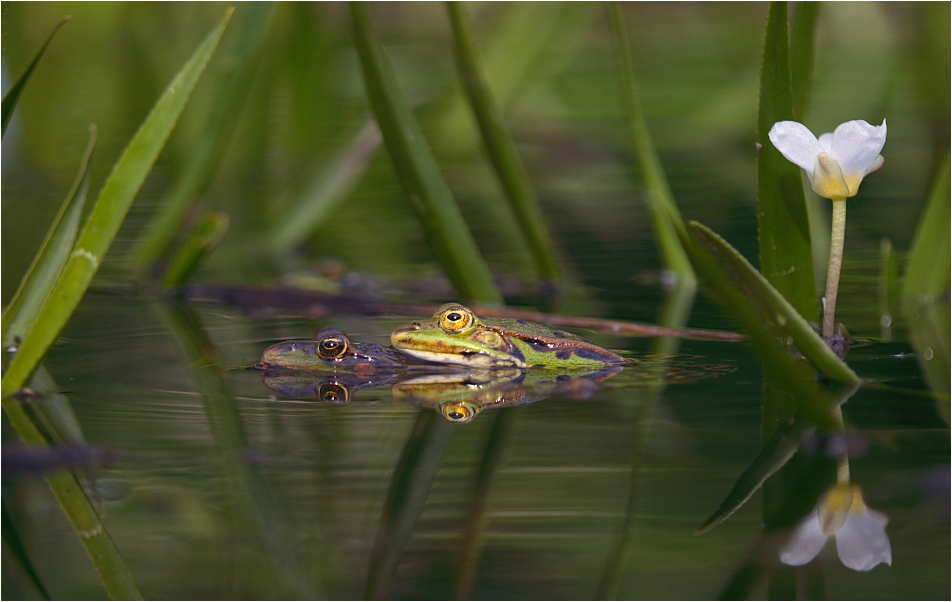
[768,121,823,177]
[829,119,887,179]
[818,132,834,153]
[779,511,829,566]
[834,511,893,571]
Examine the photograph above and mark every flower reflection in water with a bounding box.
[780,482,892,571]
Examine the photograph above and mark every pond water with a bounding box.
[2,3,949,600]
[2,273,945,600]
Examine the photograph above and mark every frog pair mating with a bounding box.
[256,303,628,372]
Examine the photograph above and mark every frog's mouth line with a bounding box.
[394,348,523,369]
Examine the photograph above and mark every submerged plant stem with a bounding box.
[823,199,846,338]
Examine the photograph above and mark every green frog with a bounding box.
[255,328,408,374]
[390,303,629,370]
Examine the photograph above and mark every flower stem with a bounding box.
[823,198,847,338]
[833,405,850,483]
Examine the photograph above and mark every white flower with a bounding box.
[780,483,892,571]
[768,120,887,199]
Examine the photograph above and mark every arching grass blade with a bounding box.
[447,2,563,281]
[607,1,694,286]
[2,125,96,349]
[690,221,858,384]
[2,8,233,399]
[162,211,230,287]
[902,154,951,413]
[131,3,275,277]
[758,1,817,321]
[2,499,51,600]
[269,119,382,255]
[1,16,69,136]
[350,2,502,305]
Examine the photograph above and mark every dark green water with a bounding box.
[2,2,949,599]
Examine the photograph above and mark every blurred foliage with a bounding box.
[3,2,947,321]
[1,3,949,598]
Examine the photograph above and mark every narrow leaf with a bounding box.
[902,154,951,410]
[365,411,456,600]
[447,2,563,281]
[2,8,233,399]
[1,16,69,136]
[162,211,230,287]
[607,1,695,283]
[903,155,951,297]
[757,2,817,320]
[350,2,502,305]
[697,414,814,534]
[2,499,52,600]
[2,125,96,349]
[455,408,517,599]
[789,2,820,119]
[269,119,382,254]
[130,4,275,276]
[691,221,859,384]
[162,303,322,598]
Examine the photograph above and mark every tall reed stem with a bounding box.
[823,199,847,338]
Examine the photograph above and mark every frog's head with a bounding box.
[390,304,526,368]
[256,328,380,370]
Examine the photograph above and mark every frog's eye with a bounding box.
[439,306,475,333]
[441,402,477,423]
[317,335,349,359]
[318,383,349,403]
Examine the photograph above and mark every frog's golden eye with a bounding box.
[441,402,477,424]
[318,383,349,403]
[438,306,475,333]
[317,335,349,359]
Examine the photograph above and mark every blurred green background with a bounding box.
[2,3,949,599]
[3,2,948,315]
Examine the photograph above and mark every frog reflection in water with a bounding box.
[255,328,410,374]
[391,303,630,370]
[392,365,622,423]
[259,370,397,404]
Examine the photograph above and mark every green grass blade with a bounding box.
[902,155,951,411]
[447,2,563,281]
[0,387,144,599]
[350,2,502,305]
[1,8,233,399]
[162,211,230,287]
[161,303,323,598]
[698,379,856,536]
[789,2,819,119]
[2,498,52,600]
[1,16,69,136]
[903,155,950,297]
[269,119,382,254]
[607,1,694,284]
[130,3,275,277]
[697,414,813,534]
[365,411,456,600]
[690,221,859,384]
[2,125,96,349]
[757,1,817,320]
[455,408,518,599]
[30,364,87,447]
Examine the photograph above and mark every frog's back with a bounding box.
[483,317,628,365]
